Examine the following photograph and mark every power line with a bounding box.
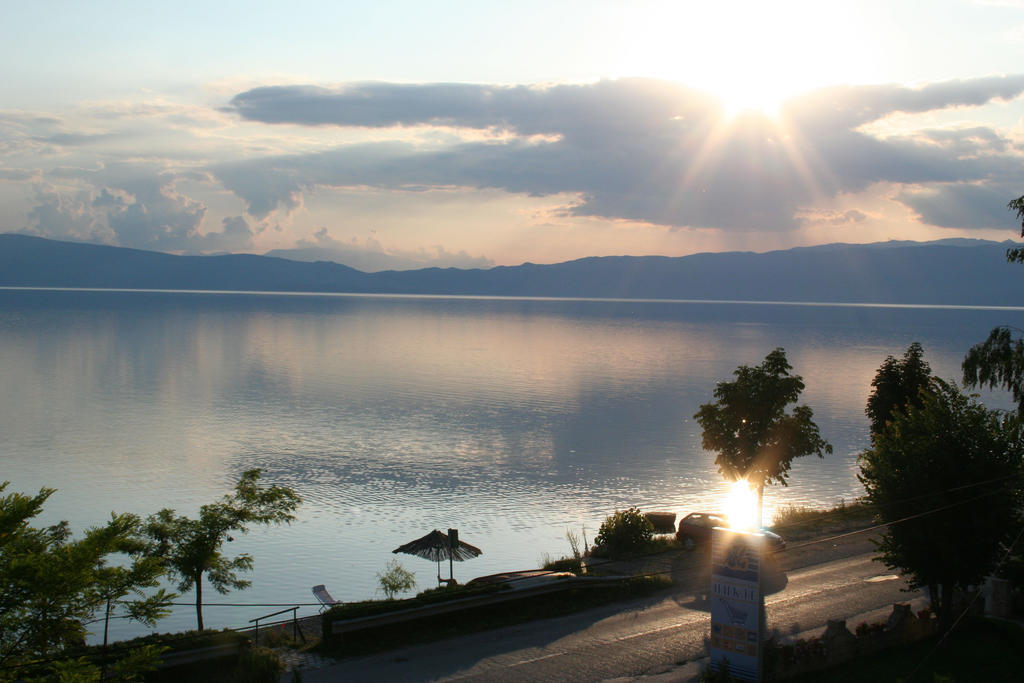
[772,473,1019,533]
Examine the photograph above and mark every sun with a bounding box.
[606,0,877,119]
[724,479,760,530]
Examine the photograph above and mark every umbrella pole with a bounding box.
[449,554,454,584]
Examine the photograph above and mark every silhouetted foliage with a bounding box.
[0,482,171,679]
[694,348,832,510]
[858,379,1024,628]
[866,342,933,437]
[963,195,1024,413]
[144,469,301,630]
[1005,195,1024,263]
[593,508,654,558]
[964,327,1024,415]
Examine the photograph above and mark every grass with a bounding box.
[313,575,671,659]
[770,499,876,539]
[540,553,585,573]
[786,617,1024,682]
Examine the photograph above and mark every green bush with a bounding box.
[323,582,504,627]
[593,508,654,558]
[377,559,417,600]
[226,647,284,683]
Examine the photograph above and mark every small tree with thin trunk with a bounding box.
[377,559,417,600]
[694,348,832,520]
[144,469,301,630]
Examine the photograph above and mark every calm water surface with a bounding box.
[1,289,1020,638]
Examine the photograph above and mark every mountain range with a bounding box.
[2,233,1023,306]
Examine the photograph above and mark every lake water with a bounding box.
[1,288,1020,639]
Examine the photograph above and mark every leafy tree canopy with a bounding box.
[858,379,1024,628]
[1004,194,1024,263]
[866,342,933,437]
[0,482,171,679]
[963,327,1024,415]
[963,195,1024,413]
[144,469,300,630]
[694,348,832,497]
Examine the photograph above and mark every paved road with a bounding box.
[301,551,922,682]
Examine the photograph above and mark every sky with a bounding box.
[3,0,1024,270]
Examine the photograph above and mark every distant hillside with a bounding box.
[0,234,373,292]
[2,233,1023,306]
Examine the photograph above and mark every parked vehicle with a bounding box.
[675,512,786,552]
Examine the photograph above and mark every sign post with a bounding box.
[709,527,764,681]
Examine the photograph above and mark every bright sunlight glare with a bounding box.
[605,0,880,118]
[724,479,759,530]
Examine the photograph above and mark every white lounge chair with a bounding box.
[312,584,339,612]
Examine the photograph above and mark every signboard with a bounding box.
[709,527,764,682]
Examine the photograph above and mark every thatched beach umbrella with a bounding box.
[392,529,482,585]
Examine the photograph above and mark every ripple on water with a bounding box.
[4,291,1016,640]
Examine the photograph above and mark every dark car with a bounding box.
[675,512,786,552]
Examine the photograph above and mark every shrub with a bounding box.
[377,559,417,600]
[593,508,654,558]
[855,620,886,637]
[226,647,284,683]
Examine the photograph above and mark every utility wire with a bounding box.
[773,473,1019,533]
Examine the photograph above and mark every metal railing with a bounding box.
[249,606,305,646]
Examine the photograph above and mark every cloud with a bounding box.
[9,76,1024,254]
[24,164,253,252]
[226,80,721,135]
[797,209,869,226]
[32,132,120,147]
[25,188,113,243]
[189,215,255,253]
[219,77,1024,231]
[102,173,208,250]
[0,168,39,181]
[267,227,493,271]
[783,76,1024,131]
[897,180,1024,229]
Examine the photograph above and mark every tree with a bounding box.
[963,195,1024,413]
[858,379,1023,628]
[377,559,417,600]
[144,469,301,630]
[1004,194,1024,264]
[694,348,832,519]
[963,327,1024,415]
[865,342,933,437]
[0,482,171,679]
